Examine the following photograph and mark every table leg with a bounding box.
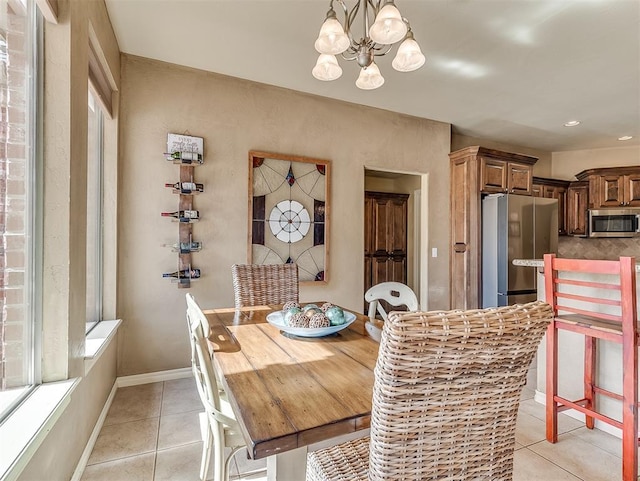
[266,446,307,481]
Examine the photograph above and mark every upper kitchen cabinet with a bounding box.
[566,181,589,237]
[533,177,569,235]
[479,152,536,196]
[577,166,640,208]
[449,146,538,310]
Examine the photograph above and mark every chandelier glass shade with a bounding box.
[312,0,425,89]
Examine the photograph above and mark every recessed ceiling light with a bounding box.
[618,135,633,141]
[564,120,580,127]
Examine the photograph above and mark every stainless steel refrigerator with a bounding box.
[482,194,558,308]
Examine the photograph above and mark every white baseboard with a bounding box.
[533,390,622,439]
[116,367,191,387]
[70,382,118,481]
[71,367,192,480]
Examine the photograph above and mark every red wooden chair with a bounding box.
[543,254,638,481]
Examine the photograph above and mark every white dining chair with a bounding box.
[186,298,246,481]
[186,293,226,391]
[364,281,418,342]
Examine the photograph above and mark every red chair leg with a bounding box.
[621,340,638,480]
[584,336,596,429]
[546,321,558,443]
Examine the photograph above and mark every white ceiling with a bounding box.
[104,0,640,153]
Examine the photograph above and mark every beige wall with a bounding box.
[552,145,640,180]
[117,55,451,375]
[451,133,553,176]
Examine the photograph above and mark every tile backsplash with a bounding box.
[558,236,640,260]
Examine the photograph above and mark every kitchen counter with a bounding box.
[513,258,640,272]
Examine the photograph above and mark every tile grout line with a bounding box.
[522,443,586,481]
[151,381,165,481]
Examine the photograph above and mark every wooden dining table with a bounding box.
[203,303,379,481]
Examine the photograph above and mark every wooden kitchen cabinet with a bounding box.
[533,177,569,235]
[480,157,534,195]
[566,181,589,236]
[577,166,640,208]
[449,146,538,309]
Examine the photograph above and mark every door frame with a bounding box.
[363,168,429,310]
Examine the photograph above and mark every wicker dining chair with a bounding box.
[307,300,552,481]
[231,263,299,308]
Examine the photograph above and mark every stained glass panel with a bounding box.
[249,152,330,283]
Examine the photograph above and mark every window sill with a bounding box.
[0,320,121,481]
[0,379,79,481]
[84,319,121,374]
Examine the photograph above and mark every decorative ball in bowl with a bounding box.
[266,302,356,338]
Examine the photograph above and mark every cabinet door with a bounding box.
[480,158,508,193]
[507,162,533,195]
[371,257,407,313]
[389,197,408,255]
[371,197,391,255]
[364,196,374,255]
[371,256,389,286]
[532,183,543,197]
[543,185,567,235]
[370,255,407,286]
[567,182,588,236]
[450,157,481,309]
[624,174,640,207]
[595,175,625,207]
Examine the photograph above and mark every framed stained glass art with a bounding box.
[248,151,330,283]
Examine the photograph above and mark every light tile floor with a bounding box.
[81,374,630,481]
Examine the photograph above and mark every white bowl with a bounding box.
[266,310,356,338]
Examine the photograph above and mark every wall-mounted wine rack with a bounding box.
[162,134,204,288]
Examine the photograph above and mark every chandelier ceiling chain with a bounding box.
[312,0,426,90]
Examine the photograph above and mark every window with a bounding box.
[85,89,103,333]
[0,0,40,421]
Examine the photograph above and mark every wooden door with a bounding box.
[364,191,409,310]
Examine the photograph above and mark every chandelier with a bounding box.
[312,0,425,90]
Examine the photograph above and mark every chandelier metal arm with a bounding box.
[371,44,394,57]
[331,0,388,51]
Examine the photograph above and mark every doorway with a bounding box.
[364,169,424,310]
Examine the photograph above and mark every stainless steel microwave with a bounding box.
[588,208,640,237]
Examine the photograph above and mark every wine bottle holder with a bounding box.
[163,134,204,288]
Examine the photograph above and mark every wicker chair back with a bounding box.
[231,263,299,308]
